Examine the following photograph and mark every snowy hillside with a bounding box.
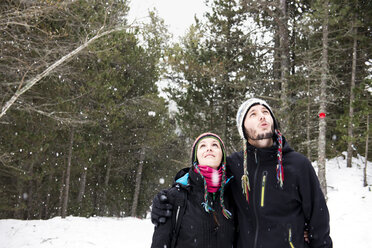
[325,154,372,248]
[1,155,371,248]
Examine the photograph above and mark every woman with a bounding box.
[151,132,235,248]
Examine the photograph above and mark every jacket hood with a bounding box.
[174,167,190,184]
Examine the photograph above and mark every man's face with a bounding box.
[243,104,274,142]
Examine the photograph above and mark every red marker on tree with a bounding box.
[319,112,326,118]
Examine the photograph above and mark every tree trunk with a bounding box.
[61,127,74,218]
[279,0,290,135]
[291,11,296,76]
[58,169,65,216]
[35,179,42,219]
[43,173,53,219]
[273,30,281,85]
[318,0,329,198]
[77,165,87,205]
[307,81,311,160]
[223,102,228,143]
[14,178,23,219]
[364,112,369,187]
[347,21,358,168]
[131,148,145,217]
[100,150,112,215]
[26,161,35,220]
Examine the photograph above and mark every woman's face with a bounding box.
[196,137,223,169]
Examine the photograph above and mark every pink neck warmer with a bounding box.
[195,164,222,193]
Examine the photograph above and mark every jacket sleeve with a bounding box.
[150,214,173,248]
[299,156,333,248]
[150,186,182,248]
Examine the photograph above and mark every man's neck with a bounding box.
[248,138,273,148]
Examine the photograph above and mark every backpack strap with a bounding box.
[170,184,188,248]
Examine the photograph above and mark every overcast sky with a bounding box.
[128,0,208,39]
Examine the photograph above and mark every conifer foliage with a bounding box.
[0,0,181,219]
[0,0,371,219]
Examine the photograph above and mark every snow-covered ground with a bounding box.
[325,154,372,248]
[1,154,371,248]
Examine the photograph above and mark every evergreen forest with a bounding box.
[0,0,371,219]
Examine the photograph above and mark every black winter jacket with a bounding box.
[227,138,332,248]
[151,167,236,248]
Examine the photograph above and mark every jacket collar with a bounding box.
[245,135,293,156]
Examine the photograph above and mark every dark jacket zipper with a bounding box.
[253,148,259,248]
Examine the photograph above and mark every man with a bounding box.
[152,98,332,248]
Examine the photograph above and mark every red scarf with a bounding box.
[194,165,222,193]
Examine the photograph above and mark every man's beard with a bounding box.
[245,128,274,141]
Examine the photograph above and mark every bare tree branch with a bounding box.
[22,103,95,125]
[0,25,129,119]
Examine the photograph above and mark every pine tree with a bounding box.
[166,0,260,151]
